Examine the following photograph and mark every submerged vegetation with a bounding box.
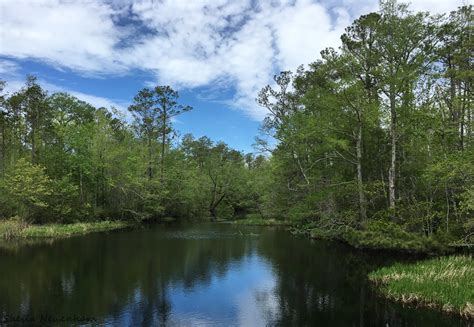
[369,256,474,319]
[0,1,472,255]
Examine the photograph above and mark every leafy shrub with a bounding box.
[0,159,53,222]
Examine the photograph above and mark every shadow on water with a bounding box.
[0,223,469,326]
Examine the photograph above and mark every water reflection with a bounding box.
[0,224,468,326]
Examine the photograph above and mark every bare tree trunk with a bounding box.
[147,137,153,180]
[389,91,397,214]
[160,111,167,184]
[79,167,84,206]
[0,124,4,177]
[445,184,450,233]
[356,121,367,222]
[31,124,36,164]
[460,86,467,149]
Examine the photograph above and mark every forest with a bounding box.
[0,2,472,250]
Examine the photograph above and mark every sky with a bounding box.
[0,0,466,153]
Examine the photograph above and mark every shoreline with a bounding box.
[2,217,472,320]
[0,219,133,242]
[235,217,474,320]
[368,256,473,320]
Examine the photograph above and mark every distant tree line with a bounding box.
[0,77,266,223]
[0,1,472,244]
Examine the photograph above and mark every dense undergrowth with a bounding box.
[290,220,464,254]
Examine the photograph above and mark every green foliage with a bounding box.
[344,221,447,253]
[252,3,473,251]
[1,158,53,221]
[0,3,472,253]
[50,176,79,222]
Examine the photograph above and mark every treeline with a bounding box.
[0,78,266,223]
[0,1,472,245]
[255,2,473,243]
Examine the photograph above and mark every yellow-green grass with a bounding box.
[0,219,132,241]
[369,256,474,319]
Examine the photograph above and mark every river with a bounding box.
[0,223,468,326]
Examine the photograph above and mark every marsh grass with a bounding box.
[0,219,131,240]
[0,217,28,240]
[369,256,474,319]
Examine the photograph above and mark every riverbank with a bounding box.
[0,219,132,241]
[290,221,462,254]
[369,255,474,319]
[232,216,293,226]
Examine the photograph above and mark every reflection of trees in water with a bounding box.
[0,225,254,324]
[256,230,346,325]
[255,229,466,327]
[0,225,467,326]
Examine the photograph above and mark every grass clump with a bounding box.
[369,256,474,319]
[0,219,131,240]
[0,217,29,240]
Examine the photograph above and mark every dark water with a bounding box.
[0,223,469,326]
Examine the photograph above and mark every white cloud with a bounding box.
[67,91,130,116]
[0,0,125,74]
[405,0,466,14]
[340,0,464,17]
[0,0,465,120]
[41,81,130,117]
[0,58,20,76]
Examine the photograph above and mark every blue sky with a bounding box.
[0,0,462,153]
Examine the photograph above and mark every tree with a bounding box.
[340,12,382,221]
[128,86,192,183]
[22,76,50,164]
[128,88,160,181]
[374,0,437,214]
[437,5,473,150]
[1,158,52,221]
[0,80,7,176]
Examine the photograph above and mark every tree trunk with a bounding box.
[389,91,397,213]
[356,121,367,222]
[160,111,167,184]
[0,122,4,177]
[147,136,152,180]
[460,86,467,150]
[209,193,226,221]
[31,123,36,164]
[209,207,217,221]
[79,167,84,206]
